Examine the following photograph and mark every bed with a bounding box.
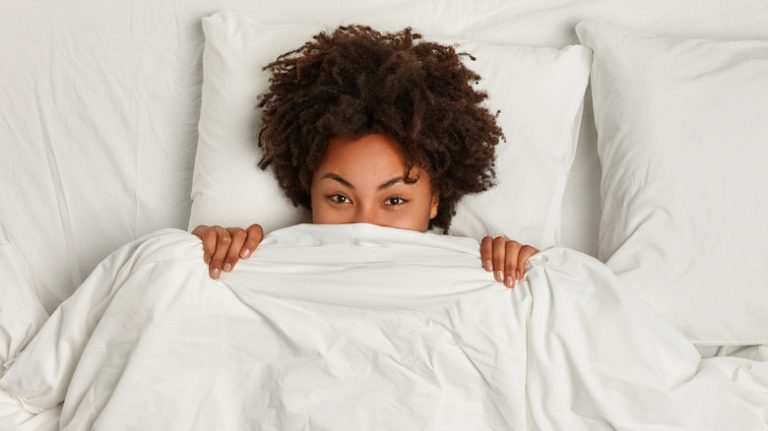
[1,0,767,429]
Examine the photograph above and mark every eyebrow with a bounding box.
[320,173,408,191]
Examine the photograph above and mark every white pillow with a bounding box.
[189,11,591,249]
[576,20,768,345]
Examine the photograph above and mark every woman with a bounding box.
[192,25,538,288]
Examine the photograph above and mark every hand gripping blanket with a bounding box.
[0,224,766,430]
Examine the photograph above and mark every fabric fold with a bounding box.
[0,224,765,430]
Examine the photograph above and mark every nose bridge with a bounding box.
[353,201,376,224]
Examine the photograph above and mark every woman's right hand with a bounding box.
[191,224,264,279]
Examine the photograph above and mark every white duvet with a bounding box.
[0,224,766,430]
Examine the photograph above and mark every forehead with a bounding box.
[322,133,405,166]
[316,133,428,180]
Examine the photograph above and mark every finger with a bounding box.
[200,227,217,265]
[504,240,522,288]
[191,224,208,238]
[517,245,539,280]
[209,226,231,279]
[223,228,247,272]
[491,236,507,283]
[479,236,493,272]
[240,224,264,259]
[191,225,212,263]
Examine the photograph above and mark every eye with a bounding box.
[385,197,408,206]
[328,194,351,204]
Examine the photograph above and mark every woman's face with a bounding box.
[310,133,439,232]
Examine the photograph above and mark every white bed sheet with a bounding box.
[4,0,768,316]
[1,225,766,430]
[3,0,768,402]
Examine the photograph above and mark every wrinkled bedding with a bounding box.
[1,224,766,430]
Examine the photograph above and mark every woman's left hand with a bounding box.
[480,236,539,288]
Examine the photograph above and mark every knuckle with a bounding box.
[249,224,264,234]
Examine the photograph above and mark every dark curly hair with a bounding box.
[256,25,503,231]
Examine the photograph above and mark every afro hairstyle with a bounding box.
[256,24,504,231]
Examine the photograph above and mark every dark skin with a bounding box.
[192,133,539,288]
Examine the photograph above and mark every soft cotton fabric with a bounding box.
[188,11,592,249]
[577,20,768,345]
[1,225,766,430]
[0,229,48,378]
[6,1,768,374]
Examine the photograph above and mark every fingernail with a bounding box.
[483,260,492,271]
[241,248,250,258]
[517,270,523,280]
[212,268,220,279]
[506,276,514,288]
[495,271,503,282]
[223,263,232,272]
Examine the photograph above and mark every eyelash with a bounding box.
[385,197,407,206]
[328,194,350,204]
[326,194,408,206]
